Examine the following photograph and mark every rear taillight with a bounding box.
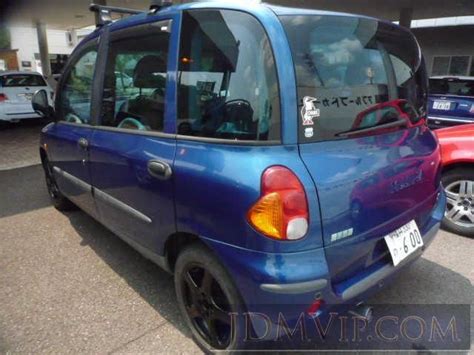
[247,166,309,240]
[0,93,8,102]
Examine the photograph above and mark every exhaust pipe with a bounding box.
[349,304,373,322]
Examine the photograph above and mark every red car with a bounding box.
[435,124,474,237]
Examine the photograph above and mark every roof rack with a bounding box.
[89,1,173,27]
[149,0,173,14]
[89,3,144,27]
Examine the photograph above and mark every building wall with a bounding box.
[413,26,474,76]
[9,26,76,73]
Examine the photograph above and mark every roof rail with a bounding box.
[89,3,144,27]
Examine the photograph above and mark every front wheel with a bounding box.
[441,168,474,238]
[174,243,246,351]
[41,156,76,211]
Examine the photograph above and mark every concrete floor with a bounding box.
[0,121,472,353]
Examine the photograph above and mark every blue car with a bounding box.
[32,1,445,350]
[428,76,474,128]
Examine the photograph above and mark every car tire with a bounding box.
[174,243,247,352]
[41,156,76,211]
[441,168,474,238]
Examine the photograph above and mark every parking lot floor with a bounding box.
[0,123,472,353]
[0,120,45,171]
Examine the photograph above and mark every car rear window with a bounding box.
[280,15,427,142]
[0,74,47,87]
[429,78,474,97]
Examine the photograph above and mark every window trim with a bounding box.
[175,8,283,145]
[176,134,281,146]
[92,124,176,139]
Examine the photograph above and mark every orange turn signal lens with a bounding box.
[247,166,309,241]
[247,192,284,239]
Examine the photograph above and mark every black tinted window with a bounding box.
[1,74,46,87]
[100,21,171,132]
[177,10,280,141]
[429,78,474,97]
[281,15,426,142]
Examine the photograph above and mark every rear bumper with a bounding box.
[0,111,43,122]
[338,221,439,301]
[202,188,446,331]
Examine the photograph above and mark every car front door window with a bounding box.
[58,49,98,124]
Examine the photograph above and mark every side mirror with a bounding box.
[32,89,54,118]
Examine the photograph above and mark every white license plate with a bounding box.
[384,220,423,266]
[433,101,451,110]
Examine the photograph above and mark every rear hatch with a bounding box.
[0,73,49,114]
[428,77,474,123]
[280,15,441,286]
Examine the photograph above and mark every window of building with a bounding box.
[58,48,97,124]
[432,57,450,76]
[432,55,473,76]
[177,10,281,141]
[100,21,171,132]
[449,56,470,76]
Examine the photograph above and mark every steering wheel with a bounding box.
[65,113,83,124]
[220,99,253,128]
[117,117,148,131]
[200,99,253,137]
[222,99,252,110]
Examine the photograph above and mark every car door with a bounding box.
[46,38,101,217]
[88,16,179,255]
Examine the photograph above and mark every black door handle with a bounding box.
[147,160,172,180]
[78,137,89,150]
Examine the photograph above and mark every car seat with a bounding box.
[120,55,167,131]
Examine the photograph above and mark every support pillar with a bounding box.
[36,21,51,78]
[399,7,413,28]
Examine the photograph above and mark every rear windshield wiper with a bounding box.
[335,118,409,138]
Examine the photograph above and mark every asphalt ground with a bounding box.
[0,121,472,353]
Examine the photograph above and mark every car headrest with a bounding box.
[133,55,167,88]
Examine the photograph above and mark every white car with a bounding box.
[0,71,54,122]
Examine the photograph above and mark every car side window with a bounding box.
[100,21,171,132]
[177,10,281,141]
[58,48,98,124]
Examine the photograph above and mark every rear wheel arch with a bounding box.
[164,232,201,272]
[173,241,248,351]
[164,233,247,311]
[442,162,474,176]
